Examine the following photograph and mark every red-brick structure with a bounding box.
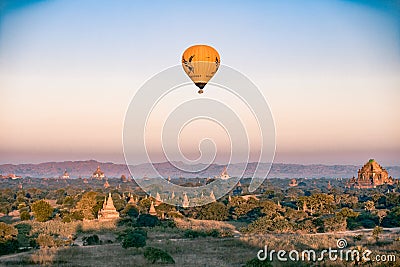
[351,159,394,189]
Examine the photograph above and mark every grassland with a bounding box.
[0,219,399,267]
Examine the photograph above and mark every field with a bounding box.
[0,219,399,267]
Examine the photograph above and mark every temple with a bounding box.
[92,165,105,179]
[98,193,119,221]
[289,178,298,187]
[149,201,157,216]
[182,193,190,207]
[61,169,70,179]
[103,179,110,189]
[349,159,394,189]
[215,166,230,180]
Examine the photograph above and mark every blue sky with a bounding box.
[0,0,399,165]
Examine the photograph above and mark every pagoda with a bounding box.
[92,165,105,180]
[215,166,230,180]
[61,169,70,179]
[98,193,119,221]
[149,201,157,216]
[210,190,216,201]
[352,159,394,189]
[182,193,190,208]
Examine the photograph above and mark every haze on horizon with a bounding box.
[0,0,399,166]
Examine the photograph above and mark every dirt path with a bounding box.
[305,227,400,236]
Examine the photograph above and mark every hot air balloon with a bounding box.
[182,45,220,94]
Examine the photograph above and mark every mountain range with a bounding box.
[0,160,399,179]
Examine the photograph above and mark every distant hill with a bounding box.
[0,160,399,179]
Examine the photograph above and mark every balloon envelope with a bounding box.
[182,45,220,93]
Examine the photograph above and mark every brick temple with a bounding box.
[348,159,394,189]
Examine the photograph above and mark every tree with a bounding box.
[373,209,388,226]
[138,198,152,213]
[111,193,126,212]
[244,215,293,234]
[155,203,176,219]
[70,210,84,221]
[260,200,284,219]
[0,222,18,255]
[323,215,346,232]
[31,200,53,222]
[336,208,359,219]
[137,214,159,227]
[122,233,146,249]
[121,205,139,218]
[364,200,375,212]
[76,192,98,220]
[196,202,228,221]
[383,206,400,227]
[372,226,383,242]
[310,193,335,214]
[62,196,75,209]
[229,198,260,220]
[36,233,56,248]
[15,223,32,248]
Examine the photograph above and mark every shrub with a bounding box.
[117,217,135,227]
[136,214,159,227]
[15,223,32,248]
[184,229,207,238]
[117,228,147,241]
[323,215,347,232]
[36,233,56,248]
[207,229,220,237]
[160,219,176,228]
[372,226,383,242]
[132,228,147,239]
[82,234,100,246]
[144,247,175,264]
[20,211,31,221]
[75,191,98,220]
[0,222,18,255]
[196,202,229,221]
[31,200,54,222]
[245,257,272,267]
[62,215,72,223]
[244,216,294,233]
[122,233,146,249]
[70,210,84,221]
[122,205,139,218]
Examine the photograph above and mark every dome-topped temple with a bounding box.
[351,159,394,189]
[92,165,105,179]
[98,193,119,221]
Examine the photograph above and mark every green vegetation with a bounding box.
[31,200,53,222]
[122,232,146,249]
[143,247,175,264]
[245,257,272,267]
[0,177,399,266]
[183,229,220,238]
[0,222,18,255]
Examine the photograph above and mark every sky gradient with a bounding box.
[0,0,399,165]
